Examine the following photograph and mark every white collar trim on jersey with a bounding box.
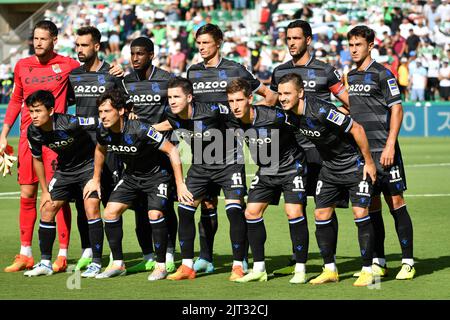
[147,65,156,80]
[291,55,314,67]
[95,60,105,72]
[364,59,376,71]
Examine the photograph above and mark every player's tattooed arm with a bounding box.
[381,103,403,168]
[159,140,194,205]
[153,120,173,132]
[349,121,377,184]
[33,157,54,210]
[83,143,106,200]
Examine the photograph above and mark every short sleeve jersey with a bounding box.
[237,105,305,175]
[166,102,235,170]
[69,61,124,118]
[123,66,173,124]
[271,56,346,150]
[347,60,403,152]
[287,96,361,174]
[27,113,97,174]
[96,119,166,177]
[187,58,261,105]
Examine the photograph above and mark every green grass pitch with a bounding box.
[0,137,449,300]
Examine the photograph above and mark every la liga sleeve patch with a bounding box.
[326,109,345,126]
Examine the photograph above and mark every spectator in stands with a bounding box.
[406,28,421,56]
[427,54,441,101]
[398,57,410,101]
[409,60,428,102]
[122,5,137,40]
[439,60,450,101]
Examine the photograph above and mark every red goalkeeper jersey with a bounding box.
[4,52,79,134]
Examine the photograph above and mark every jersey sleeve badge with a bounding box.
[387,78,400,96]
[147,127,163,142]
[326,109,345,126]
[78,117,95,126]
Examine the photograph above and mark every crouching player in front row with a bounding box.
[226,79,309,284]
[83,89,193,280]
[278,73,378,287]
[24,90,103,277]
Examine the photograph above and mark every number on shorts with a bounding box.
[250,175,259,189]
[231,172,243,185]
[48,178,57,192]
[316,180,323,195]
[158,183,168,197]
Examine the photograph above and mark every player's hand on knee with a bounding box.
[40,191,54,211]
[83,179,101,200]
[177,183,194,205]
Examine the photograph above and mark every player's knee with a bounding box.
[148,210,164,220]
[40,207,57,223]
[201,197,218,209]
[20,184,38,199]
[391,194,405,210]
[314,208,333,221]
[244,210,262,220]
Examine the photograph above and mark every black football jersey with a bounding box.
[287,96,362,174]
[69,61,124,118]
[123,66,173,124]
[271,56,345,150]
[96,119,166,177]
[166,102,236,169]
[27,113,97,174]
[347,60,403,152]
[187,58,261,105]
[235,105,305,175]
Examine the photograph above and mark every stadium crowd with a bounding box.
[0,0,450,103]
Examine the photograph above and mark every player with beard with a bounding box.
[1,20,79,273]
[122,37,178,275]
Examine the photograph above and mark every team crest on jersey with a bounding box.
[147,127,163,142]
[387,79,400,96]
[52,64,62,74]
[78,117,95,126]
[326,109,345,126]
[218,103,229,114]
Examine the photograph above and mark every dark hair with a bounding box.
[97,89,131,112]
[25,90,55,110]
[195,23,223,43]
[226,78,252,97]
[347,25,375,44]
[278,73,304,91]
[286,20,312,39]
[168,77,193,96]
[130,37,154,53]
[77,26,101,44]
[33,20,58,37]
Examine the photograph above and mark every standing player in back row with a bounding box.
[269,20,349,274]
[122,37,178,274]
[186,23,278,273]
[347,26,415,280]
